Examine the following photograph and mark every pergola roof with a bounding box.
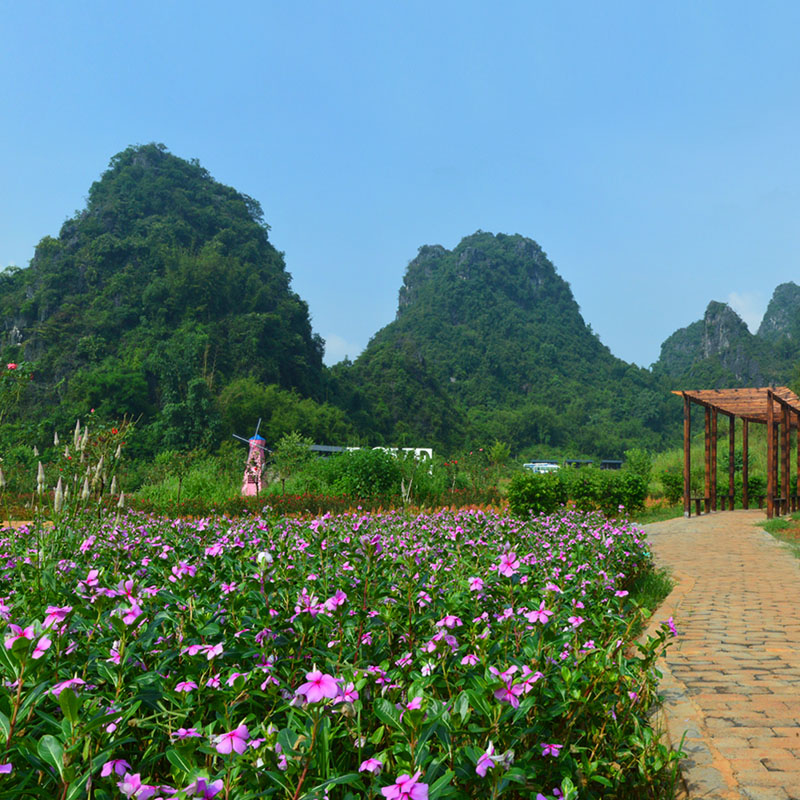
[672,387,800,424]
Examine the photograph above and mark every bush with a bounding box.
[660,470,684,504]
[328,448,403,497]
[507,471,567,517]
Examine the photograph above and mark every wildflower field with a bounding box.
[0,507,680,799]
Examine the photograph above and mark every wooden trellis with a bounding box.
[673,387,800,519]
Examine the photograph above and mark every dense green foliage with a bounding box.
[0,144,329,456]
[331,232,681,459]
[508,467,648,518]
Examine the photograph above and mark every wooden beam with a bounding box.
[743,419,749,509]
[704,406,711,514]
[683,393,691,517]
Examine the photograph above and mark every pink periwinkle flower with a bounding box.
[101,759,132,777]
[475,742,496,777]
[540,743,563,757]
[525,600,553,625]
[666,616,678,636]
[51,677,86,697]
[333,681,359,704]
[214,723,249,755]
[359,757,383,775]
[436,615,463,629]
[32,636,51,659]
[171,727,202,739]
[184,777,224,798]
[117,773,157,799]
[296,670,339,703]
[43,605,72,628]
[4,624,34,649]
[175,680,197,693]
[381,770,428,800]
[498,551,519,577]
[461,653,480,666]
[0,763,11,774]
[468,576,484,592]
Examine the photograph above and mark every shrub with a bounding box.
[660,470,684,504]
[328,448,402,496]
[507,470,567,517]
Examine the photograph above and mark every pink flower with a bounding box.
[475,742,496,777]
[117,773,157,799]
[381,770,429,799]
[184,777,224,798]
[43,605,72,629]
[498,551,519,577]
[50,677,86,697]
[333,681,359,704]
[171,727,202,739]
[461,653,480,666]
[296,670,339,703]
[468,576,484,592]
[436,615,463,629]
[175,681,197,693]
[0,763,11,773]
[214,723,249,755]
[101,759,132,777]
[359,757,383,774]
[525,600,553,625]
[666,616,678,636]
[32,636,51,659]
[6,363,16,370]
[4,624,34,649]
[493,683,524,708]
[540,742,563,757]
[567,615,585,628]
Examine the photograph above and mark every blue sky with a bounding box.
[3,1,800,367]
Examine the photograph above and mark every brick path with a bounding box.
[644,510,800,799]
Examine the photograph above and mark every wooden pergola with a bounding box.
[674,387,800,519]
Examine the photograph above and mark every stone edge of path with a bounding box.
[640,556,743,799]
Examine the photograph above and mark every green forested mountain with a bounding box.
[653,283,800,388]
[331,232,677,457]
[0,144,345,452]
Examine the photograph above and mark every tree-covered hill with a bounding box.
[332,232,678,457]
[653,283,800,388]
[0,144,337,451]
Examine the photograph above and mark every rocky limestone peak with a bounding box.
[757,282,800,342]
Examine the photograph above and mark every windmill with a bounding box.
[233,419,271,496]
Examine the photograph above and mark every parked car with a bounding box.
[522,461,561,474]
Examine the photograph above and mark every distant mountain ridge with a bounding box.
[653,282,800,388]
[331,231,675,455]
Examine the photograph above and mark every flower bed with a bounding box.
[0,508,679,799]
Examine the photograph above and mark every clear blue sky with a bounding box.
[3,1,800,367]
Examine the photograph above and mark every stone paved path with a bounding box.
[644,510,800,800]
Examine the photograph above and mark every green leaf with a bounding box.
[300,772,360,798]
[454,691,470,723]
[369,725,385,745]
[427,769,454,800]
[0,709,10,741]
[58,687,80,725]
[374,698,402,731]
[37,734,65,779]
[166,747,195,775]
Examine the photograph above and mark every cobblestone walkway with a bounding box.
[644,510,800,799]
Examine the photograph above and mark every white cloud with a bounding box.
[322,333,363,365]
[726,291,766,333]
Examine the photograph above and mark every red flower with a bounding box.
[111,428,118,435]
[6,363,16,370]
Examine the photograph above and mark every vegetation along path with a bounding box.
[644,510,800,799]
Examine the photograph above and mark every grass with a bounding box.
[759,511,800,558]
[630,502,685,525]
[627,565,675,639]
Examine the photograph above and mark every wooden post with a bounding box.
[742,419,749,509]
[704,406,711,514]
[683,394,691,517]
[711,407,718,511]
[796,412,800,506]
[767,391,775,519]
[728,413,735,510]
[783,405,791,515]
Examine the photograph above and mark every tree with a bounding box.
[273,431,314,494]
